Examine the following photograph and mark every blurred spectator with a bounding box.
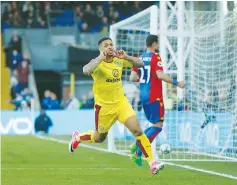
[75,6,83,20]
[34,109,53,134]
[133,2,142,14]
[11,50,22,72]
[100,16,109,31]
[50,92,60,109]
[2,14,13,31]
[79,94,87,108]
[43,1,51,19]
[107,5,115,21]
[22,52,31,65]
[28,11,34,21]
[100,26,109,34]
[11,1,19,13]
[25,17,34,28]
[80,92,94,109]
[20,100,30,111]
[12,11,24,28]
[110,20,116,25]
[76,6,83,29]
[34,15,46,28]
[96,5,104,19]
[21,87,33,106]
[8,30,22,53]
[65,93,79,110]
[120,2,131,17]
[41,90,51,109]
[111,11,120,23]
[22,1,34,13]
[10,70,19,98]
[17,60,29,92]
[81,22,89,33]
[44,2,51,13]
[87,91,94,108]
[10,93,23,110]
[35,2,44,18]
[83,4,96,29]
[1,1,153,33]
[177,99,186,111]
[39,19,47,29]
[2,4,13,22]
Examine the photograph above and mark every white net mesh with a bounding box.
[111,7,237,161]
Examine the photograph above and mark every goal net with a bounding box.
[109,5,237,161]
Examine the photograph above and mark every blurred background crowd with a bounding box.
[1,1,154,33]
[1,1,236,113]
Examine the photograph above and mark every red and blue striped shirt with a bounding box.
[132,52,163,104]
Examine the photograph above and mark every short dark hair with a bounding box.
[146,34,158,47]
[98,37,112,46]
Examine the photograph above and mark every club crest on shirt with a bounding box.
[157,56,161,60]
[99,125,104,132]
[115,61,121,66]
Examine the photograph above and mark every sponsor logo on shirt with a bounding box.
[112,69,119,77]
[105,69,121,83]
[106,78,121,83]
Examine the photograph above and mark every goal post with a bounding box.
[109,5,159,157]
[109,4,237,162]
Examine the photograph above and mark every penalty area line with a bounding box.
[35,135,237,180]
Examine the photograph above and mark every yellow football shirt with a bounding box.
[91,57,133,106]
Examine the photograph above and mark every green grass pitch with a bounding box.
[1,136,237,185]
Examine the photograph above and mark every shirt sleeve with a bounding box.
[155,55,163,71]
[122,59,133,68]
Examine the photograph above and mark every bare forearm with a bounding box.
[157,71,184,88]
[125,55,144,68]
[157,71,173,84]
[129,71,139,82]
[83,56,103,75]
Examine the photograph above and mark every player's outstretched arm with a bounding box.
[116,50,144,68]
[130,71,139,82]
[156,71,185,88]
[83,52,106,76]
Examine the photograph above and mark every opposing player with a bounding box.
[129,34,184,166]
[69,37,165,174]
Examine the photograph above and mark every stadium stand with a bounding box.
[1,1,154,33]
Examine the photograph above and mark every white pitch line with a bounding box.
[35,135,237,180]
[2,168,122,171]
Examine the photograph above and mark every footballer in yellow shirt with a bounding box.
[69,37,164,174]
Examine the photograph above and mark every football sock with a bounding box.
[77,130,95,143]
[137,127,162,157]
[136,133,154,163]
[144,127,152,135]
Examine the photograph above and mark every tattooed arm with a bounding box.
[116,50,144,68]
[83,52,106,76]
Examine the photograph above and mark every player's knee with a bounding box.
[132,128,143,137]
[94,135,107,143]
[154,122,163,128]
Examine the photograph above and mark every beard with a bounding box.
[107,50,115,56]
